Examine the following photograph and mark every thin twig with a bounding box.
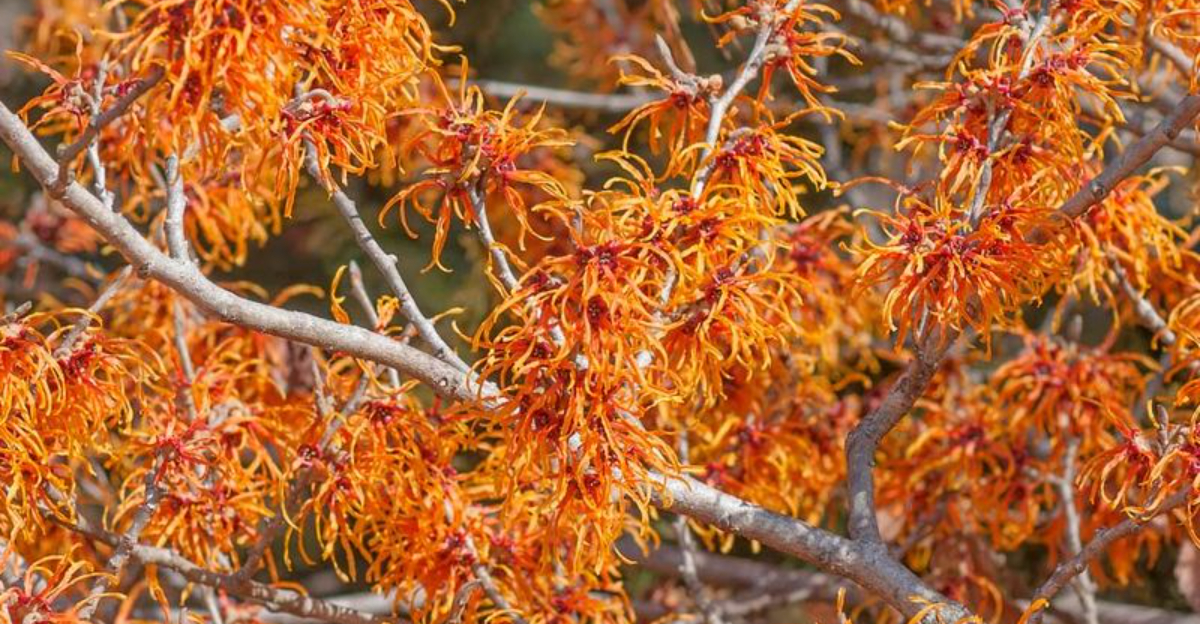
[11,232,96,280]
[60,516,401,624]
[1,301,33,324]
[300,134,469,374]
[165,155,191,263]
[1051,433,1099,624]
[836,0,963,53]
[173,301,200,421]
[85,61,115,210]
[695,0,803,196]
[75,449,167,621]
[467,179,520,293]
[347,260,402,387]
[53,65,165,194]
[673,433,725,624]
[54,265,133,358]
[441,498,527,624]
[472,79,653,113]
[467,176,580,366]
[1055,94,1200,221]
[845,329,955,544]
[966,0,1054,225]
[1027,489,1189,624]
[1110,258,1177,346]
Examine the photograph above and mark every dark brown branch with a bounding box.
[1028,489,1190,623]
[1056,94,1200,221]
[844,333,953,544]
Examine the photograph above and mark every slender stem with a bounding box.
[467,179,520,293]
[347,260,402,387]
[673,433,725,624]
[837,0,963,53]
[53,65,165,194]
[61,516,401,624]
[472,79,653,113]
[301,136,469,374]
[10,232,96,280]
[694,0,802,196]
[75,450,167,621]
[85,61,114,210]
[53,265,134,359]
[1,100,487,401]
[1110,257,1177,346]
[164,154,191,263]
[1027,489,1189,624]
[234,351,363,583]
[966,1,1054,224]
[1051,434,1099,624]
[1055,94,1200,221]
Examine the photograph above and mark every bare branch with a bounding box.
[1148,37,1195,78]
[1050,434,1099,624]
[835,0,963,53]
[628,539,1200,624]
[672,434,725,624]
[74,522,403,624]
[1056,94,1200,221]
[845,333,954,544]
[467,179,520,293]
[695,1,803,194]
[301,135,469,374]
[53,65,165,194]
[1110,258,1178,347]
[347,260,402,387]
[164,154,191,263]
[0,100,489,403]
[966,1,1055,224]
[648,472,972,622]
[75,449,167,621]
[1028,488,1189,623]
[9,231,96,280]
[472,79,653,113]
[85,61,115,210]
[54,265,134,358]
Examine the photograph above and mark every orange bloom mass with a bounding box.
[3,1,1200,624]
